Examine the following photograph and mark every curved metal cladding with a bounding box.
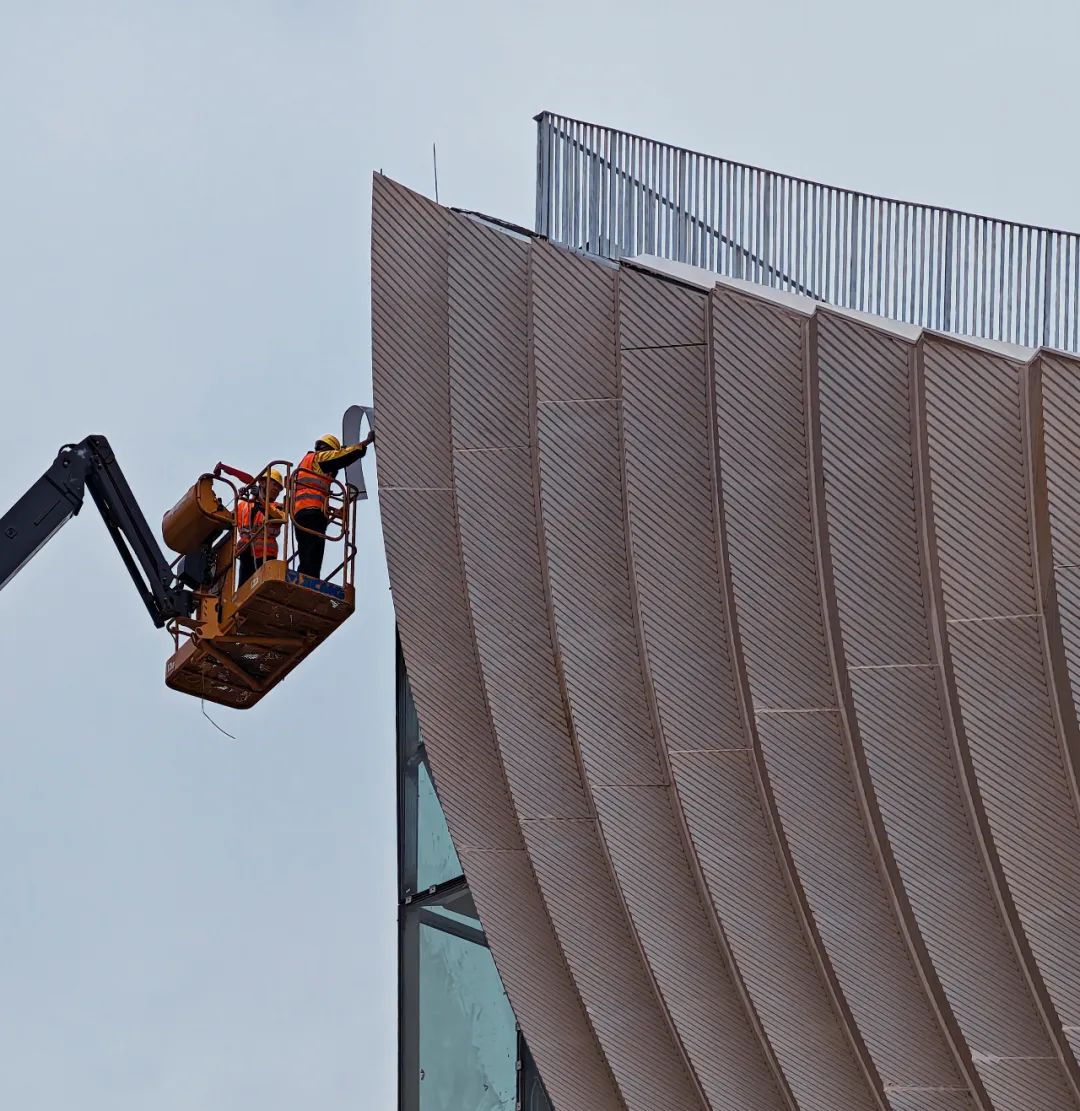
[376,173,1080,1111]
[921,335,1080,1075]
[816,311,1080,1110]
[372,176,622,1111]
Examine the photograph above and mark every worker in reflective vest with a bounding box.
[292,433,372,578]
[235,469,285,587]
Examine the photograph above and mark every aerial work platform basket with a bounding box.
[162,459,358,709]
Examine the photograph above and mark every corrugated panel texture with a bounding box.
[460,849,623,1111]
[522,818,700,1110]
[447,218,646,1106]
[713,286,968,1096]
[371,174,452,491]
[1039,352,1080,569]
[924,337,1080,1058]
[377,176,1080,1110]
[448,215,530,450]
[618,264,706,350]
[535,251,778,1108]
[375,180,621,1111]
[620,284,872,1110]
[671,748,880,1111]
[816,312,1072,1105]
[593,785,786,1110]
[447,214,588,821]
[921,339,1036,620]
[532,240,617,402]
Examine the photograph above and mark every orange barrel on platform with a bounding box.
[162,474,227,554]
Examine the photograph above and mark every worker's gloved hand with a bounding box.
[213,462,223,477]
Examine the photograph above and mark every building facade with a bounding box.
[398,636,552,1109]
[387,119,1080,1110]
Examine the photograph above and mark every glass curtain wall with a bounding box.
[397,635,552,1110]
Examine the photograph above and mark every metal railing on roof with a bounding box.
[535,111,1080,352]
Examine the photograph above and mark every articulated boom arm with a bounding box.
[0,436,193,627]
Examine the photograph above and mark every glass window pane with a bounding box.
[419,922,516,1111]
[417,759,462,890]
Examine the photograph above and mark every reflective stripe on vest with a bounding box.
[292,451,331,515]
[236,499,280,560]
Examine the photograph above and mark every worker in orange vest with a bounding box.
[292,433,372,578]
[235,468,285,587]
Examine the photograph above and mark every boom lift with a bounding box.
[0,414,374,710]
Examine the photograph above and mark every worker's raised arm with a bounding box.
[312,437,372,476]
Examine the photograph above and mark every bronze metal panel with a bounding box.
[532,240,617,402]
[711,290,835,711]
[375,179,620,1110]
[454,449,590,819]
[536,399,664,787]
[621,341,745,753]
[448,215,530,449]
[461,848,624,1111]
[715,286,972,1097]
[1041,352,1080,568]
[922,338,1036,620]
[370,174,452,491]
[924,335,1080,1063]
[592,785,787,1109]
[945,615,1080,1043]
[522,818,701,1110]
[618,264,706,350]
[671,748,881,1111]
[816,310,1075,1104]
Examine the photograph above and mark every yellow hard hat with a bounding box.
[317,433,341,450]
[267,468,285,487]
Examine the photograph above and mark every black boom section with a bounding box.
[0,436,193,627]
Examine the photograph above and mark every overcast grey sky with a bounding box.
[1,1,1078,1107]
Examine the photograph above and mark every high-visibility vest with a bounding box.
[236,500,280,560]
[292,451,331,515]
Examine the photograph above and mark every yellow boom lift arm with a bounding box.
[0,413,374,709]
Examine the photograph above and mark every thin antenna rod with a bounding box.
[432,143,440,204]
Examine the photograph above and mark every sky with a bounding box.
[1,1,1079,1107]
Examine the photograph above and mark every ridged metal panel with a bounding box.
[757,710,969,1095]
[370,174,452,492]
[521,818,700,1110]
[620,344,743,753]
[375,179,621,1111]
[815,316,930,668]
[592,785,786,1110]
[536,400,663,787]
[532,240,617,402]
[615,273,790,1109]
[944,615,1080,1047]
[711,290,833,710]
[1042,352,1080,568]
[671,748,880,1111]
[714,285,970,1096]
[815,310,1073,1106]
[618,264,705,350]
[923,335,1080,1060]
[619,293,867,1108]
[1056,566,1080,721]
[460,848,624,1111]
[922,339,1036,621]
[447,213,589,821]
[378,176,1080,1107]
[454,449,590,819]
[448,215,530,449]
[534,250,786,1108]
